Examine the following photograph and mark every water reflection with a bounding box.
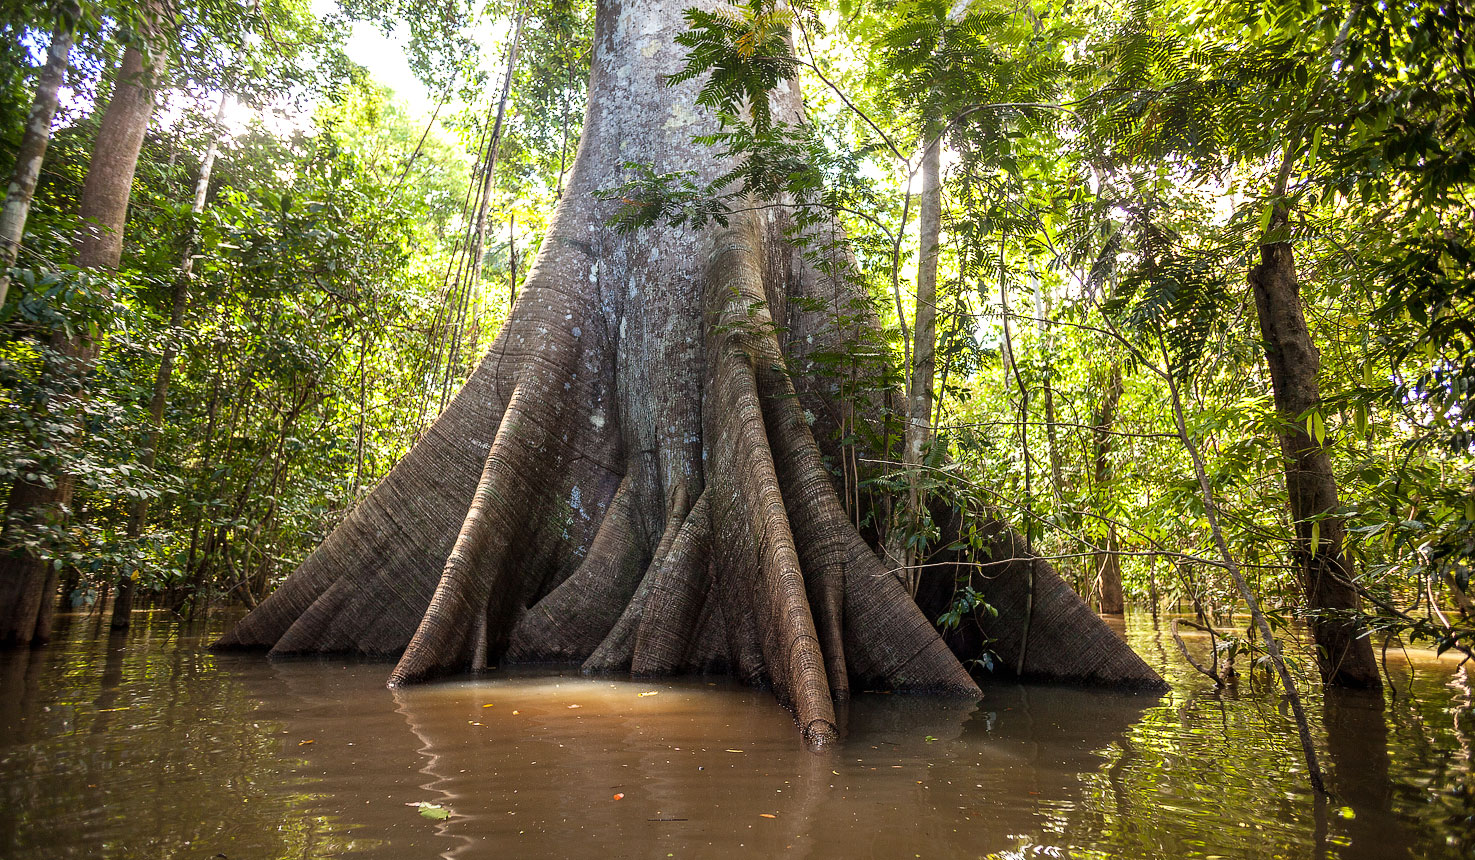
[369,671,1155,860]
[0,614,352,859]
[1,612,1471,859]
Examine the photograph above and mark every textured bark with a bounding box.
[1092,364,1124,615]
[0,7,74,308]
[73,42,156,273]
[0,31,159,648]
[1250,239,1380,688]
[218,0,1162,738]
[916,507,1165,689]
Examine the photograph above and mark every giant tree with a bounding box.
[218,0,1161,742]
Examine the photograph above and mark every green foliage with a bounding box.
[1,26,485,607]
[668,0,798,132]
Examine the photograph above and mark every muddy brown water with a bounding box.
[1,611,1470,859]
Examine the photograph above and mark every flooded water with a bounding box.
[0,611,1470,859]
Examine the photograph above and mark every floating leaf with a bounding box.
[407,802,451,820]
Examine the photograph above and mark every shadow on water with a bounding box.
[2,611,1473,859]
[1322,687,1409,860]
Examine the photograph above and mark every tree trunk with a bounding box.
[890,132,942,596]
[1092,363,1125,614]
[112,91,227,631]
[1033,270,1064,494]
[216,0,1161,739]
[0,28,159,648]
[0,4,74,308]
[1250,236,1380,688]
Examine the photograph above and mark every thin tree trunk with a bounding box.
[1148,554,1160,625]
[1,25,160,647]
[113,91,227,631]
[1250,205,1380,688]
[0,3,75,308]
[351,328,368,497]
[1033,270,1063,493]
[1093,363,1125,614]
[1161,332,1326,793]
[891,131,941,596]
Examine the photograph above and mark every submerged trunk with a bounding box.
[0,4,74,308]
[0,32,158,647]
[217,0,1162,740]
[1250,236,1380,688]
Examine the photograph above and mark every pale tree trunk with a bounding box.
[1092,363,1125,614]
[0,4,76,308]
[1250,215,1380,688]
[0,21,160,647]
[217,0,1162,741]
[1034,270,1063,494]
[890,132,941,596]
[112,91,228,631]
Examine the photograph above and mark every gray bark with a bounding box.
[892,133,942,597]
[217,0,1163,739]
[0,7,75,308]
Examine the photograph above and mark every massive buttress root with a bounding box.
[217,0,1161,743]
